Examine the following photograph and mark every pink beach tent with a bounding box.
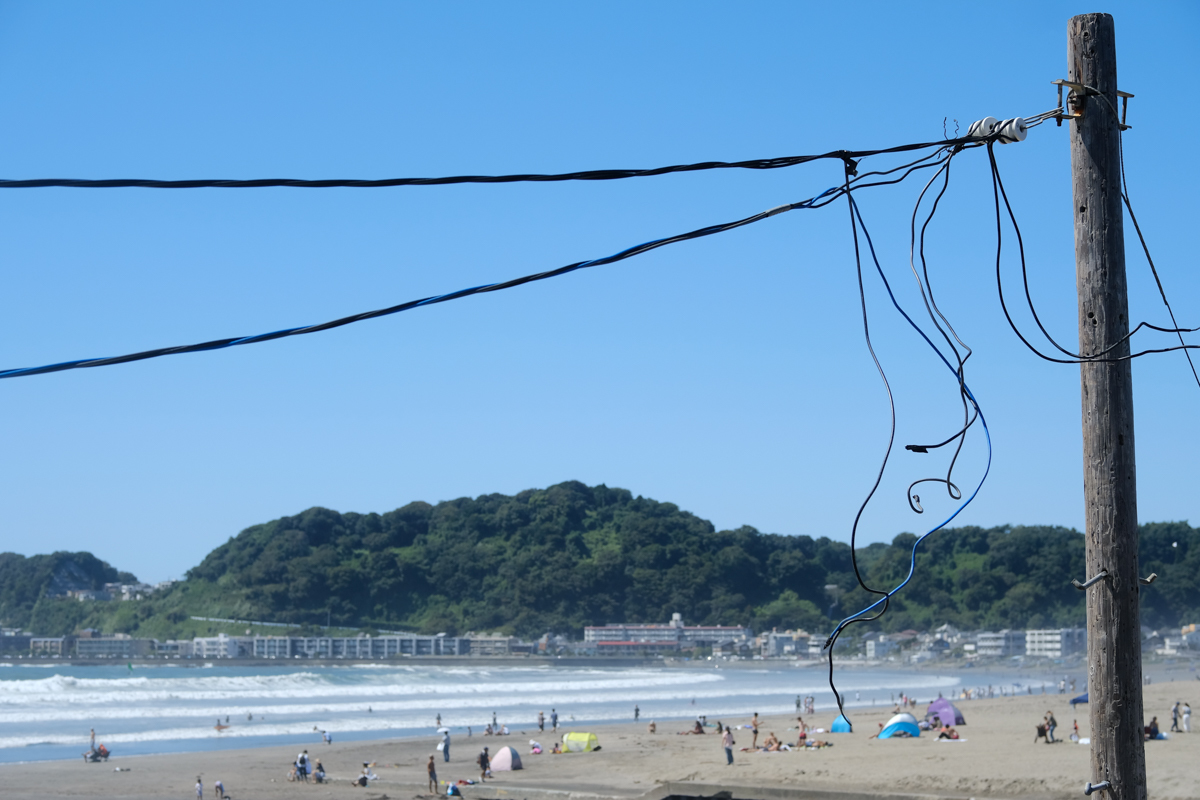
[489,746,523,771]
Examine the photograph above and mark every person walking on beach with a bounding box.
[478,746,490,782]
[551,709,558,731]
[722,725,734,765]
[538,711,545,732]
[634,705,640,722]
[195,777,203,799]
[428,754,438,792]
[443,730,451,762]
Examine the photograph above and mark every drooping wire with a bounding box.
[988,144,1200,365]
[901,151,977,509]
[825,195,992,724]
[839,163,897,622]
[0,189,840,380]
[0,138,983,190]
[1117,130,1200,391]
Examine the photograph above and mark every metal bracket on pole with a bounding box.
[1072,569,1109,590]
[1139,573,1158,586]
[1051,80,1133,130]
[1084,780,1111,796]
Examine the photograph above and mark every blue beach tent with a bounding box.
[1070,693,1088,707]
[830,715,852,733]
[878,712,920,739]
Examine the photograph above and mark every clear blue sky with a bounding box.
[1,2,1196,583]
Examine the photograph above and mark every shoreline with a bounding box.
[2,680,1197,800]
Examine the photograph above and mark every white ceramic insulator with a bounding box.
[967,117,998,139]
[995,117,1028,144]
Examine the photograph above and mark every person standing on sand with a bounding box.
[443,730,451,762]
[492,711,498,728]
[1183,703,1192,733]
[195,777,203,799]
[750,713,759,748]
[1045,712,1057,743]
[538,711,545,732]
[428,754,438,792]
[1171,702,1181,732]
[551,709,558,731]
[89,728,95,752]
[722,725,734,765]
[437,713,442,727]
[478,746,490,782]
[634,705,639,722]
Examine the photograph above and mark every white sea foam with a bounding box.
[0,670,726,706]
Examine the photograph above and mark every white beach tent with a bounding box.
[878,712,920,739]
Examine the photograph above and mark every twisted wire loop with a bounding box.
[908,479,962,514]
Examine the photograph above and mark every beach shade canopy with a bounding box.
[878,712,920,740]
[489,746,523,771]
[1071,693,1089,707]
[830,715,852,733]
[561,732,599,752]
[925,698,966,726]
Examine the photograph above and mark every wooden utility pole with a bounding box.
[1069,13,1146,800]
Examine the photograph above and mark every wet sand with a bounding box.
[4,679,1197,800]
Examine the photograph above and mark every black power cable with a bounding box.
[0,138,983,190]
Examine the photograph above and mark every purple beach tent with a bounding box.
[924,697,965,726]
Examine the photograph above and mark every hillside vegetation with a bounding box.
[2,482,1198,639]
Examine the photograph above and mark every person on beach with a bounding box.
[634,705,639,722]
[213,779,225,799]
[750,713,759,748]
[443,730,451,762]
[648,721,656,734]
[297,750,310,782]
[478,746,490,781]
[90,728,95,751]
[1045,711,1057,743]
[551,709,558,731]
[1183,703,1192,733]
[195,777,203,799]
[722,725,735,765]
[313,760,326,783]
[1145,717,1161,740]
[1171,702,1181,732]
[323,730,332,745]
[492,711,498,728]
[538,711,545,732]
[437,713,442,727]
[428,754,438,792]
[763,732,781,751]
[350,762,375,787]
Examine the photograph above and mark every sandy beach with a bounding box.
[4,679,1196,800]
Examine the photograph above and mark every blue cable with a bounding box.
[0,188,840,380]
[826,195,992,674]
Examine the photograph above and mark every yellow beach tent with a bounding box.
[561,732,599,752]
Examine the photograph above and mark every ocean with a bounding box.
[0,660,1065,764]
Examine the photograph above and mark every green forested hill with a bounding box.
[3,482,1199,638]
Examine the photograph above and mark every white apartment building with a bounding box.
[1025,628,1086,658]
[977,630,1026,657]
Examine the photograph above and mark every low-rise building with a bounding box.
[977,630,1025,657]
[866,639,898,659]
[1025,628,1086,658]
[585,613,752,652]
[77,634,156,658]
[30,636,71,655]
